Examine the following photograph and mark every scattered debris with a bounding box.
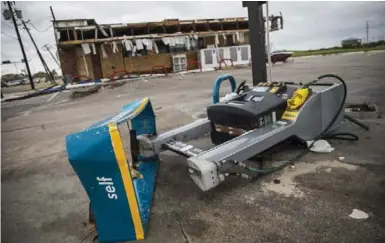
[273,179,281,184]
[307,140,335,153]
[324,168,332,172]
[155,107,162,110]
[244,195,256,204]
[349,209,369,219]
[290,164,295,170]
[345,103,380,119]
[174,212,192,243]
[219,92,238,103]
[176,73,184,80]
[262,160,358,197]
[17,110,32,116]
[339,156,345,161]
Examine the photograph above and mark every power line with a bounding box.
[1,31,19,40]
[2,30,31,43]
[1,51,12,62]
[1,20,15,30]
[20,6,52,23]
[42,44,60,67]
[22,20,55,83]
[2,20,31,42]
[28,22,53,33]
[16,5,53,32]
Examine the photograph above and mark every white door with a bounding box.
[238,45,251,65]
[200,48,217,70]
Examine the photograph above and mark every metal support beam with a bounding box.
[243,1,267,85]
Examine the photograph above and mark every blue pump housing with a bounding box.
[66,97,158,243]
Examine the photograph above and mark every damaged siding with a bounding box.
[58,48,78,77]
[76,46,94,80]
[99,44,125,78]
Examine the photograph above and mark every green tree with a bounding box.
[33,71,46,78]
[1,73,23,82]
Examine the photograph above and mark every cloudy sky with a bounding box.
[1,1,385,75]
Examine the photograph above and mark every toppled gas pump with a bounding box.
[66,73,362,242]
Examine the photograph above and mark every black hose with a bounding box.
[322,132,359,141]
[344,114,370,131]
[241,74,355,174]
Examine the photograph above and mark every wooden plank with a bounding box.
[99,44,124,78]
[58,48,78,76]
[91,45,103,79]
[124,53,172,74]
[244,31,249,44]
[76,46,94,80]
[203,36,215,47]
[186,51,198,70]
[59,29,250,46]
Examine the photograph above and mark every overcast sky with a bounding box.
[1,1,385,75]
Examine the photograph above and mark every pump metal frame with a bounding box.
[139,82,344,191]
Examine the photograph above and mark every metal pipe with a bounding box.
[344,114,370,131]
[266,2,273,82]
[243,1,267,85]
[212,74,237,104]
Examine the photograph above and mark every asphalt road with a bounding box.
[2,51,385,243]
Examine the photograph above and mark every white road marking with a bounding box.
[47,92,59,102]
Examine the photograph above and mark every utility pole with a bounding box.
[50,6,59,60]
[5,1,34,89]
[43,44,60,67]
[265,2,272,83]
[243,1,267,85]
[22,20,55,83]
[366,21,369,44]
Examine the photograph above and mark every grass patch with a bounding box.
[2,80,62,94]
[292,46,385,57]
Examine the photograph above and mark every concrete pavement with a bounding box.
[2,51,385,243]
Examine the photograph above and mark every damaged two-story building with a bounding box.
[54,15,283,81]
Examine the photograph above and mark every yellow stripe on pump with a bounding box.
[133,97,149,117]
[270,87,280,93]
[282,110,299,121]
[108,123,144,240]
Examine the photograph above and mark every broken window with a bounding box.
[155,40,169,54]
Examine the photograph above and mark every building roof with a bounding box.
[54,17,249,30]
[55,15,283,46]
[342,37,361,42]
